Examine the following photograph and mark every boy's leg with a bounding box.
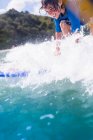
[60,21,71,37]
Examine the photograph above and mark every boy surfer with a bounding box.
[40,0,83,55]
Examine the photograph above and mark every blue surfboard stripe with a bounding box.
[0,71,29,77]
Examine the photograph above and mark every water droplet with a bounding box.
[50,103,53,106]
[26,126,32,131]
[40,114,55,120]
[17,133,22,136]
[47,122,51,126]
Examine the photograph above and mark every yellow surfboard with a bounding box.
[58,0,93,34]
[59,0,93,21]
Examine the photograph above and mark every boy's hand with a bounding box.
[54,47,61,56]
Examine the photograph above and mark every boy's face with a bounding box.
[44,4,60,19]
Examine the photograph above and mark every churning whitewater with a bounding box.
[0,34,93,91]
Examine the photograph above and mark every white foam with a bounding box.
[40,114,55,120]
[26,126,32,131]
[0,34,93,93]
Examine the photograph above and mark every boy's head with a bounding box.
[41,0,58,9]
[41,0,63,18]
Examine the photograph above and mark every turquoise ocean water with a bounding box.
[0,34,93,140]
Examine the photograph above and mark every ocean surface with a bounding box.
[0,34,93,140]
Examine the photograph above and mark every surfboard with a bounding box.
[0,71,29,77]
[0,69,48,78]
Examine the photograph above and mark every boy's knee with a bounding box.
[60,21,71,35]
[60,21,67,29]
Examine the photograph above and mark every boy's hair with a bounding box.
[41,0,67,10]
[41,0,59,9]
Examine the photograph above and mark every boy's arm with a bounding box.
[54,32,62,55]
[55,32,62,40]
